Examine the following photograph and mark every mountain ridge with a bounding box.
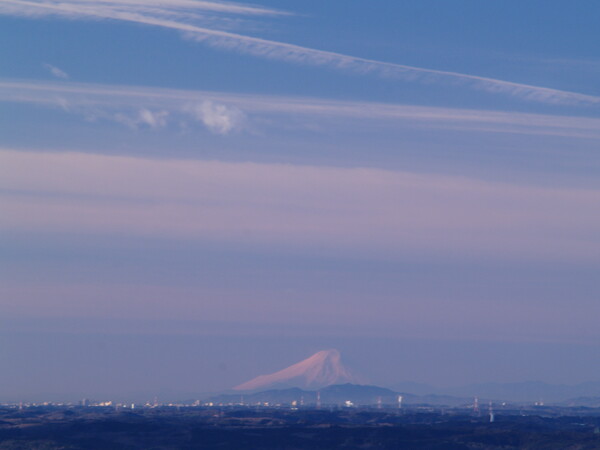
[210,383,471,407]
[389,380,600,403]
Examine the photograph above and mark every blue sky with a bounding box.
[1,0,600,399]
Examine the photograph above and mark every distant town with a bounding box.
[3,400,600,449]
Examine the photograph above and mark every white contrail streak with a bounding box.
[2,0,600,106]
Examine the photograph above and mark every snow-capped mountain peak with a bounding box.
[233,349,362,391]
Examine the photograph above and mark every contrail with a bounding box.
[2,0,600,106]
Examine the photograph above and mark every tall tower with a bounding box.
[377,396,382,409]
[488,401,494,423]
[316,391,321,409]
[398,395,403,410]
[473,396,480,416]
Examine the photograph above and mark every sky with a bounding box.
[1,0,600,401]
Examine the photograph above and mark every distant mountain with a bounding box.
[210,383,469,407]
[444,381,600,404]
[233,349,362,391]
[213,388,313,405]
[388,382,439,396]
[389,380,600,404]
[561,396,600,407]
[320,384,401,405]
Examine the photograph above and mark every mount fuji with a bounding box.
[233,349,363,391]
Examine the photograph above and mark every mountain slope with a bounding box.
[233,349,361,391]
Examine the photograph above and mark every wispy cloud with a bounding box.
[0,0,288,18]
[112,108,169,129]
[2,149,600,261]
[0,0,288,35]
[42,63,69,79]
[107,104,241,133]
[2,0,599,106]
[1,80,600,140]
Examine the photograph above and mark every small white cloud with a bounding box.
[43,63,69,79]
[188,101,245,134]
[54,96,70,111]
[113,109,169,129]
[138,108,169,128]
